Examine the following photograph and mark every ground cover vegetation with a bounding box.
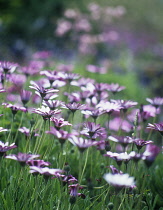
[0,1,163,209]
[0,52,162,209]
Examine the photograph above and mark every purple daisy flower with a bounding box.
[42,93,58,101]
[109,165,123,174]
[68,136,97,152]
[81,121,107,140]
[29,81,58,100]
[139,105,159,122]
[107,83,125,94]
[146,97,163,108]
[32,106,61,121]
[62,174,78,184]
[104,151,132,166]
[111,99,138,112]
[50,117,72,130]
[20,90,32,106]
[0,141,17,157]
[71,77,95,88]
[96,140,110,151]
[108,135,134,150]
[64,92,81,103]
[29,166,64,177]
[86,65,107,74]
[93,83,109,93]
[26,159,51,167]
[62,102,85,113]
[40,70,61,86]
[2,103,27,116]
[134,139,153,151]
[147,123,163,136]
[129,151,142,163]
[97,101,122,114]
[81,107,105,120]
[71,90,95,104]
[19,65,40,77]
[46,127,73,145]
[109,117,133,133]
[0,61,18,75]
[142,144,160,167]
[57,63,74,72]
[5,152,40,166]
[18,127,39,137]
[59,72,80,83]
[18,127,30,136]
[9,74,26,88]
[43,100,63,110]
[69,184,86,202]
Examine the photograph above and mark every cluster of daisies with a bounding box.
[0,55,162,200]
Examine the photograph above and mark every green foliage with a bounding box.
[0,0,162,209]
[0,0,65,40]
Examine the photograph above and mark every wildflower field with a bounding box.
[0,1,163,210]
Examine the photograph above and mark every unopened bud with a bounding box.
[134,111,139,127]
[108,202,114,209]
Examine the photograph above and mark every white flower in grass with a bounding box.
[0,141,17,156]
[68,136,97,152]
[32,106,61,120]
[29,166,64,177]
[0,127,8,132]
[103,173,135,189]
[97,101,122,114]
[29,81,58,99]
[104,151,132,166]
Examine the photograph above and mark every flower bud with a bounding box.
[108,202,114,209]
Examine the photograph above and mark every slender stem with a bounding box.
[13,112,25,142]
[103,186,110,203]
[137,173,147,209]
[88,187,109,209]
[118,111,126,136]
[79,151,83,183]
[6,123,13,143]
[24,136,30,152]
[80,148,89,183]
[118,188,127,210]
[48,118,50,130]
[139,122,144,139]
[33,120,46,153]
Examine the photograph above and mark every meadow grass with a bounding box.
[0,57,162,210]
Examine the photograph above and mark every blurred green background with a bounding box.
[0,0,163,98]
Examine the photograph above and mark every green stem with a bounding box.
[80,148,89,183]
[33,120,46,154]
[118,111,126,136]
[118,188,127,210]
[6,123,13,143]
[137,173,147,209]
[79,151,83,183]
[13,112,25,142]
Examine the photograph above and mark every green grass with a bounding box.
[0,70,162,209]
